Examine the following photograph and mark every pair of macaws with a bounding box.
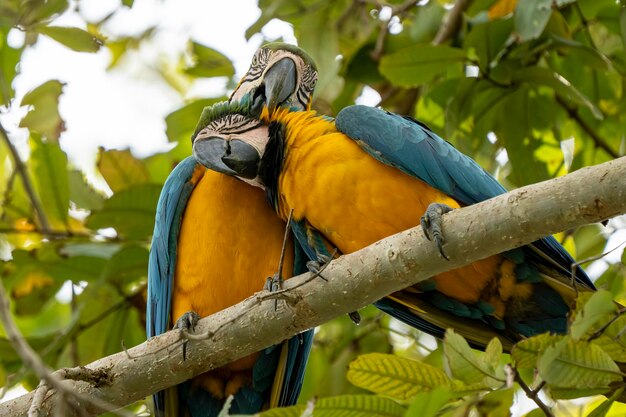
[147,43,595,416]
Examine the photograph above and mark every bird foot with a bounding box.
[174,311,201,360]
[348,311,361,324]
[264,273,283,292]
[420,203,454,260]
[306,253,332,281]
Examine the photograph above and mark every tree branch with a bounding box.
[555,95,619,159]
[1,156,626,416]
[432,0,472,45]
[0,121,51,233]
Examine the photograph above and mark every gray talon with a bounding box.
[174,311,201,360]
[420,203,454,261]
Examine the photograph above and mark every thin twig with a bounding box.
[432,0,473,45]
[70,283,80,367]
[371,0,419,61]
[515,372,555,417]
[587,308,626,342]
[570,240,626,287]
[28,380,50,417]
[0,121,52,233]
[276,209,294,283]
[0,279,136,416]
[555,95,618,158]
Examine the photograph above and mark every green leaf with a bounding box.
[591,312,626,362]
[404,387,453,417]
[586,387,625,417]
[570,290,617,340]
[347,353,451,401]
[17,0,69,27]
[443,329,498,386]
[511,333,563,369]
[68,170,105,210]
[513,0,552,42]
[379,45,466,88]
[86,183,161,239]
[464,18,513,70]
[511,66,603,120]
[165,97,224,143]
[29,135,69,228]
[38,26,103,52]
[573,224,606,261]
[97,149,150,193]
[523,409,548,417]
[259,395,406,417]
[0,28,24,106]
[121,0,134,6]
[19,80,65,141]
[101,244,149,286]
[537,337,622,397]
[621,246,626,265]
[475,388,514,417]
[185,42,234,78]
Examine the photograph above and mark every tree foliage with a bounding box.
[0,0,625,415]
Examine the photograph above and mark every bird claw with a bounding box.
[420,203,453,261]
[348,311,361,324]
[306,253,332,281]
[174,311,200,360]
[264,273,283,292]
[264,273,285,311]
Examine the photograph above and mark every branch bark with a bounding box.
[2,156,626,416]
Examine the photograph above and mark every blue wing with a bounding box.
[147,156,200,415]
[147,156,199,340]
[335,105,594,290]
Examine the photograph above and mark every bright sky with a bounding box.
[4,0,298,177]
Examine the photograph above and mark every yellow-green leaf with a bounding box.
[258,395,406,417]
[97,149,150,193]
[538,337,622,396]
[511,67,603,120]
[38,26,103,52]
[19,80,65,141]
[443,329,499,386]
[475,388,514,417]
[347,353,451,401]
[379,45,466,88]
[29,135,69,228]
[165,97,224,143]
[404,387,453,417]
[570,290,617,340]
[86,183,160,239]
[511,334,563,369]
[185,42,235,78]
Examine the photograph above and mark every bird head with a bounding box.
[192,100,269,188]
[229,42,318,116]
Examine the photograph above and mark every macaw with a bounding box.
[146,43,318,417]
[191,101,595,350]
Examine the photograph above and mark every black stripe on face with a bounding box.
[209,114,262,136]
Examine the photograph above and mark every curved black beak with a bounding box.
[193,137,260,179]
[251,57,297,116]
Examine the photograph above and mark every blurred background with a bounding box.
[0,0,625,415]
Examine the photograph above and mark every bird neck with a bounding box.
[259,108,336,215]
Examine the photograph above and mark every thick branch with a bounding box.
[1,156,626,416]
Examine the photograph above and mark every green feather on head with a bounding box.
[191,95,254,141]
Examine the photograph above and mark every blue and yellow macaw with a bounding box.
[192,100,595,350]
[146,43,318,417]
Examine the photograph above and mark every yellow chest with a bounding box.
[174,169,293,322]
